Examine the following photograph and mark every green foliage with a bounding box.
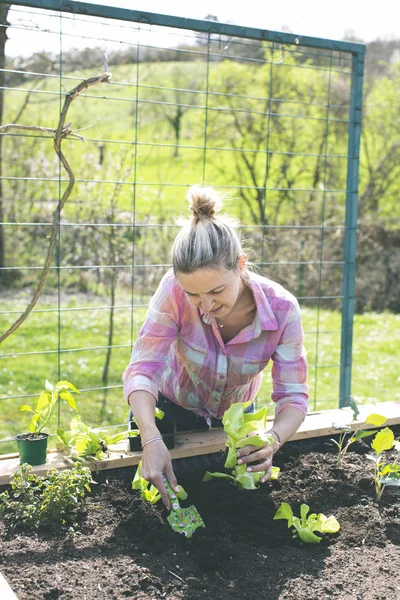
[19,380,80,436]
[57,415,134,460]
[203,402,280,489]
[132,461,188,506]
[330,406,387,465]
[367,427,400,501]
[0,462,93,531]
[132,461,161,504]
[274,502,340,544]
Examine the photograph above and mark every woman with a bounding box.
[123,185,308,508]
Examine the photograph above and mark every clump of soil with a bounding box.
[1,431,399,600]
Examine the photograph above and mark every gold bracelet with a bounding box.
[141,436,163,449]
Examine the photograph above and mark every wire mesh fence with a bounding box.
[0,1,377,453]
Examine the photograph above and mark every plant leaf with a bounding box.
[19,405,33,412]
[45,380,54,392]
[371,427,395,455]
[203,471,234,482]
[36,391,50,411]
[319,514,340,534]
[297,527,323,544]
[59,391,78,411]
[273,502,293,527]
[55,380,80,394]
[270,466,280,480]
[349,396,360,420]
[365,413,387,427]
[351,429,377,441]
[300,503,310,527]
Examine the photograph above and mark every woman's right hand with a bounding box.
[140,438,179,510]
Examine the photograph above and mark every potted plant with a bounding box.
[15,380,80,466]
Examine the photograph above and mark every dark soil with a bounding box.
[1,431,400,600]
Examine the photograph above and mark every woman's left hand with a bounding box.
[236,435,280,484]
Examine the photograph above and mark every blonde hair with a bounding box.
[172,185,243,274]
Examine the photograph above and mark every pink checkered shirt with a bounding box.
[123,269,308,420]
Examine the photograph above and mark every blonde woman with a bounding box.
[123,185,308,508]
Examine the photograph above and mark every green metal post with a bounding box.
[339,48,365,408]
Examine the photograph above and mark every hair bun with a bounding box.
[187,185,222,223]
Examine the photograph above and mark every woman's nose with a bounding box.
[200,296,213,311]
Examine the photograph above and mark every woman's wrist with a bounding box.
[268,429,281,453]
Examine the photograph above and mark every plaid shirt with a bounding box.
[123,269,308,420]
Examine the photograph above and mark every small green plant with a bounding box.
[0,462,93,531]
[367,427,400,501]
[57,415,136,460]
[274,502,340,544]
[132,461,189,505]
[203,402,280,490]
[132,461,163,504]
[19,380,80,436]
[331,412,387,465]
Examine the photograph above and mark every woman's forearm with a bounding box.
[268,406,304,445]
[128,390,160,441]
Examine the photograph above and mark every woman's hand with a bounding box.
[139,438,179,510]
[236,434,280,484]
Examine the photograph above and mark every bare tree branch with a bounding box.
[0,72,111,344]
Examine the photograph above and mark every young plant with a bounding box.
[203,402,280,490]
[274,502,340,544]
[57,415,135,460]
[19,380,80,436]
[132,462,191,506]
[367,427,400,501]
[331,412,387,465]
[132,460,163,504]
[0,462,93,531]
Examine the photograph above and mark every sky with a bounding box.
[6,0,400,56]
[87,0,400,42]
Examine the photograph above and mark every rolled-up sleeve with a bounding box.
[271,302,308,417]
[123,273,180,402]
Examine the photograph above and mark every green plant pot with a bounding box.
[15,433,49,466]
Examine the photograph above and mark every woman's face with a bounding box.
[176,265,244,319]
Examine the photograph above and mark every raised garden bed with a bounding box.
[1,424,399,600]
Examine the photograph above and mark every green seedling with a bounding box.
[331,407,387,465]
[274,502,340,544]
[57,415,136,460]
[204,401,280,490]
[366,427,400,501]
[132,460,162,504]
[19,380,80,436]
[0,462,93,531]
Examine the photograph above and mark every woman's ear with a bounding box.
[238,254,247,272]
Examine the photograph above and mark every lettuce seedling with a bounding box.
[132,461,163,504]
[132,461,188,506]
[367,427,400,501]
[203,401,280,490]
[331,412,387,465]
[274,502,340,544]
[57,415,135,460]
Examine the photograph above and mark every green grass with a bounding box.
[1,293,399,454]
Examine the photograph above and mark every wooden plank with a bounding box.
[0,573,19,600]
[1,401,399,485]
